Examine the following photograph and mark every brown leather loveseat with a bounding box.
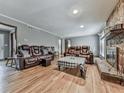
[64,46,94,64]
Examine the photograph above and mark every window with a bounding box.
[68,40,71,48]
[100,38,105,57]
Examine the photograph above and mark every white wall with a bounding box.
[17,26,59,51]
[0,15,60,51]
[62,38,65,54]
[68,35,99,56]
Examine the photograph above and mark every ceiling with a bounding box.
[0,0,118,38]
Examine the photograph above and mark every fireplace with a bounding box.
[106,47,119,70]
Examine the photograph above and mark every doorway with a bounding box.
[0,34,4,60]
[0,22,17,60]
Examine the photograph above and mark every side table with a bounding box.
[41,58,51,67]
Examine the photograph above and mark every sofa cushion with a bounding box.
[43,49,49,55]
[21,51,31,57]
[47,47,55,54]
[82,49,87,53]
[75,50,80,55]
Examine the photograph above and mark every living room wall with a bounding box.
[0,15,60,51]
[67,35,99,56]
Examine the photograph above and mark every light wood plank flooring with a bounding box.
[0,59,124,93]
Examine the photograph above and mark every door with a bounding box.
[0,34,4,60]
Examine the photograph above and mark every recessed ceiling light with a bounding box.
[80,25,84,28]
[73,9,79,14]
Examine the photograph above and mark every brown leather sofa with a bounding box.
[64,46,94,64]
[39,46,54,60]
[17,45,39,69]
[17,45,55,70]
[31,46,44,61]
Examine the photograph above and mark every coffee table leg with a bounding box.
[58,65,60,71]
[80,69,83,77]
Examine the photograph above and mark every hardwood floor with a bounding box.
[0,58,124,93]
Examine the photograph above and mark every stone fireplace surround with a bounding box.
[97,0,124,85]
